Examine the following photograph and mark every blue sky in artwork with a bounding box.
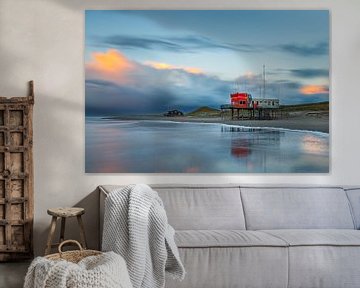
[85,10,329,116]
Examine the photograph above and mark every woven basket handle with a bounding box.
[58,240,83,255]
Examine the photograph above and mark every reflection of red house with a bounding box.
[230,92,254,109]
[231,139,250,157]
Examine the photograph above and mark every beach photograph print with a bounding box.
[85,10,329,173]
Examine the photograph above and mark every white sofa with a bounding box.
[99,185,360,288]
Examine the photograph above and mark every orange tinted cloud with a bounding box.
[86,49,135,84]
[146,62,173,70]
[300,85,329,95]
[184,67,203,74]
[145,61,203,74]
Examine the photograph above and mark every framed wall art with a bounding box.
[85,10,329,173]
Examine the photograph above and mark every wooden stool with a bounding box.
[45,207,87,255]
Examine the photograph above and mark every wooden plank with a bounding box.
[0,97,34,104]
[0,174,27,181]
[0,180,4,198]
[25,91,34,258]
[9,110,24,127]
[0,244,27,251]
[10,152,24,174]
[4,106,11,250]
[10,132,24,146]
[0,219,27,225]
[11,180,24,198]
[0,147,27,153]
[0,127,26,132]
[0,153,4,173]
[0,204,4,219]
[0,226,4,246]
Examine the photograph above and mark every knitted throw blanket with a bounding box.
[24,251,133,288]
[102,184,185,288]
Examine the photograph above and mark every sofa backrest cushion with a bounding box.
[153,186,246,230]
[240,187,355,230]
[345,188,360,229]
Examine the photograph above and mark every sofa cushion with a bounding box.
[262,229,360,246]
[154,186,246,230]
[165,246,288,288]
[261,230,360,288]
[100,185,246,230]
[345,188,360,229]
[175,230,287,248]
[241,187,355,230]
[287,246,360,288]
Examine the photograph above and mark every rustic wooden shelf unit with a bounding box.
[0,81,34,261]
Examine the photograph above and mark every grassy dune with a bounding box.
[280,101,329,112]
[187,106,221,117]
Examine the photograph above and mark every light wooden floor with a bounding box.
[0,261,30,288]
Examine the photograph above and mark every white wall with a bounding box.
[0,0,359,256]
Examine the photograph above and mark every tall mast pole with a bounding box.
[263,64,266,99]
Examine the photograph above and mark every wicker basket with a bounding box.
[45,240,102,263]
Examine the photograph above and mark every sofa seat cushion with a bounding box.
[166,246,289,288]
[175,230,288,248]
[262,229,360,246]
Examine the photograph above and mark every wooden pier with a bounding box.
[220,105,280,120]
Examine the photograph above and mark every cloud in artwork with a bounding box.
[144,61,203,74]
[95,34,329,59]
[289,68,328,79]
[85,79,178,116]
[85,49,329,116]
[98,34,262,53]
[269,68,329,79]
[233,73,329,104]
[278,41,328,57]
[86,49,136,84]
[85,49,232,116]
[300,85,329,95]
[104,35,183,51]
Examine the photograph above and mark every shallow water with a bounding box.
[85,118,329,173]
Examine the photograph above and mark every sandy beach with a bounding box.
[105,113,329,133]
